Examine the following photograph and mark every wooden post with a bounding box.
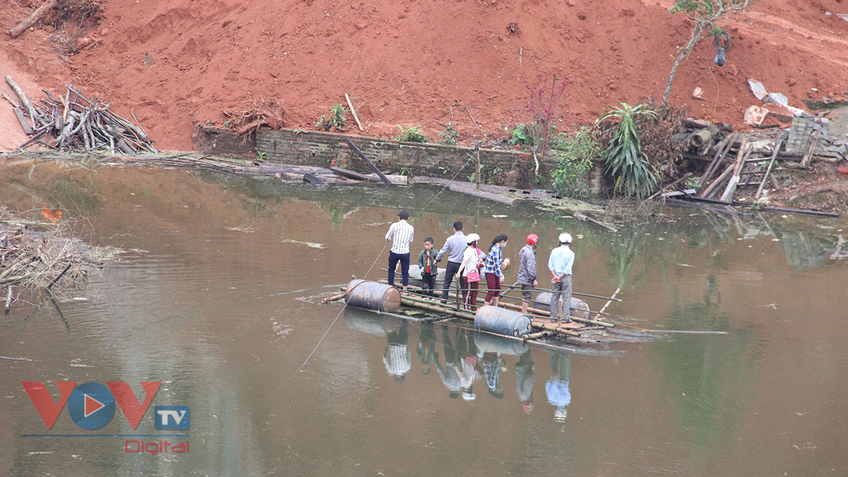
[800,131,819,169]
[756,139,783,199]
[345,93,363,131]
[475,146,481,191]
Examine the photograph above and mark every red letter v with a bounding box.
[22,382,77,430]
[107,382,161,430]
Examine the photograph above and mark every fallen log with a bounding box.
[5,76,36,131]
[574,212,618,232]
[330,166,379,182]
[8,0,57,38]
[448,184,520,206]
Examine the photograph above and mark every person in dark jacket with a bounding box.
[517,234,539,314]
[418,237,438,296]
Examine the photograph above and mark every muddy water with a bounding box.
[1,160,847,476]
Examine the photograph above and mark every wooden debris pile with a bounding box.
[671,118,735,158]
[4,76,156,154]
[222,96,285,137]
[0,208,115,311]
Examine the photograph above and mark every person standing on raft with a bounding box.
[483,234,508,307]
[517,234,539,315]
[385,210,414,290]
[435,221,467,304]
[548,232,574,324]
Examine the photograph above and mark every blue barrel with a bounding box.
[345,279,401,312]
[474,332,530,355]
[533,292,590,320]
[474,306,533,337]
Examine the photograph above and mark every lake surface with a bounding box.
[1,158,847,476]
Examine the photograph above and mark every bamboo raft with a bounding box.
[324,276,622,349]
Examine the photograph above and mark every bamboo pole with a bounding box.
[595,286,621,318]
[345,93,364,131]
[321,292,346,303]
[523,331,551,341]
[400,297,472,320]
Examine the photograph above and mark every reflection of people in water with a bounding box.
[546,351,571,422]
[434,325,480,400]
[515,350,535,414]
[417,323,437,375]
[383,321,411,383]
[481,351,505,399]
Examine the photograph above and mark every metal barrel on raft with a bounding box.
[532,293,591,320]
[345,279,401,312]
[474,305,533,337]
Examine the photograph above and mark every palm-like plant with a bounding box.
[600,103,658,199]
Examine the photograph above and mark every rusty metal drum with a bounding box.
[473,305,533,337]
[532,292,590,320]
[345,279,401,312]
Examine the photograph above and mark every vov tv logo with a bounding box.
[22,381,189,431]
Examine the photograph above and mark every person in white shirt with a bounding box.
[385,210,414,290]
[456,233,484,311]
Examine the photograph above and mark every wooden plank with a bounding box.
[697,133,736,194]
[719,138,749,202]
[756,139,783,199]
[12,108,33,135]
[345,93,363,131]
[800,131,819,169]
[343,137,392,185]
[700,162,734,198]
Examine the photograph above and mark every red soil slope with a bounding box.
[2,0,847,151]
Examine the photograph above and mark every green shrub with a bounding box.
[508,124,534,146]
[316,103,348,131]
[395,125,428,143]
[439,123,460,145]
[599,103,658,199]
[550,127,598,198]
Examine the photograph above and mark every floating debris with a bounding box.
[281,239,325,249]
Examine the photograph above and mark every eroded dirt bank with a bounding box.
[2,0,847,150]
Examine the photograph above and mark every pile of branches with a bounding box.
[222,96,286,137]
[1,208,115,310]
[4,78,157,154]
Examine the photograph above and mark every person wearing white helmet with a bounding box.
[457,233,485,311]
[547,232,575,324]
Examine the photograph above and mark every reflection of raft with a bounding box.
[338,279,618,345]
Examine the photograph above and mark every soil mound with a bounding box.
[2,0,847,150]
